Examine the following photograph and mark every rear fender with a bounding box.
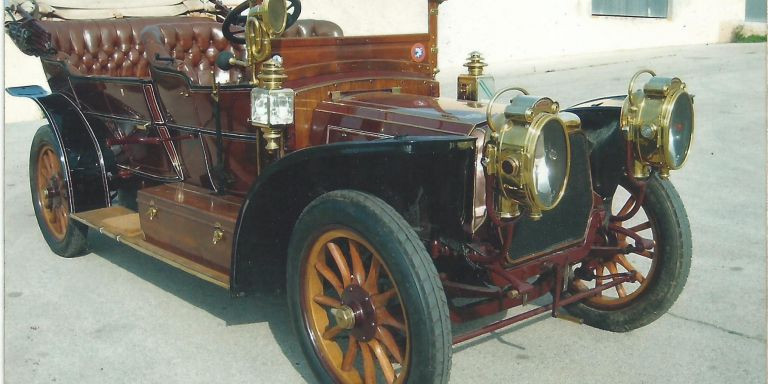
[231,136,476,293]
[565,95,627,198]
[7,86,112,211]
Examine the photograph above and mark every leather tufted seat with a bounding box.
[283,19,343,38]
[36,17,344,82]
[142,19,344,86]
[142,21,245,86]
[37,17,213,78]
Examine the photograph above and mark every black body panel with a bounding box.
[507,131,594,260]
[231,136,476,293]
[7,87,112,211]
[565,95,627,199]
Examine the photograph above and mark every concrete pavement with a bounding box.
[4,42,766,383]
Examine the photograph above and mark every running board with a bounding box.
[71,206,230,289]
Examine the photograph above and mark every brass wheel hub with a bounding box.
[43,182,62,210]
[340,284,377,342]
[330,306,356,330]
[36,145,69,240]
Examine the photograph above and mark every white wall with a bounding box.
[438,0,751,69]
[300,0,427,36]
[3,0,761,123]
[4,37,47,123]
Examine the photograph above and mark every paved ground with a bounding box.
[4,42,766,384]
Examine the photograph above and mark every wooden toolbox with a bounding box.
[137,183,242,274]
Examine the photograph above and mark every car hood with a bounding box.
[314,92,489,138]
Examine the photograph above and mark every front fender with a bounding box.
[7,86,112,211]
[565,95,627,198]
[231,135,476,293]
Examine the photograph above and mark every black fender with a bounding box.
[565,95,628,199]
[230,135,476,293]
[7,85,112,211]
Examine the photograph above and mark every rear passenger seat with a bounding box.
[141,19,343,86]
[33,17,343,85]
[141,20,245,86]
[37,17,215,78]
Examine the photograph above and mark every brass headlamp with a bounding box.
[621,70,694,178]
[485,87,573,221]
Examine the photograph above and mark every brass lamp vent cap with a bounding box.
[258,58,287,90]
[464,51,487,76]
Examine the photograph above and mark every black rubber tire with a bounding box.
[287,190,451,384]
[29,125,88,258]
[565,175,692,332]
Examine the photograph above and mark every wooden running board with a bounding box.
[71,206,230,289]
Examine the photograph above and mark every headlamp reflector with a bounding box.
[485,88,573,220]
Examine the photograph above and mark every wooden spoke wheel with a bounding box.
[303,230,409,384]
[573,183,657,309]
[29,126,88,257]
[566,175,692,331]
[288,190,451,384]
[35,144,69,240]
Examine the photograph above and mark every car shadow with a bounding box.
[86,231,556,382]
[451,295,552,354]
[85,232,319,383]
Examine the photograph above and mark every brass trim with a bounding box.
[212,223,225,245]
[621,70,694,176]
[485,88,573,220]
[330,306,356,330]
[147,203,158,220]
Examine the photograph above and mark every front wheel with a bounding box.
[565,174,692,331]
[287,190,451,384]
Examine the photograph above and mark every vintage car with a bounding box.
[5,0,694,382]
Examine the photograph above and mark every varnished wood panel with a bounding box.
[137,183,242,273]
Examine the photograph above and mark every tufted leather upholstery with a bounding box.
[142,19,344,86]
[283,19,343,38]
[142,21,245,86]
[36,18,344,82]
[38,17,213,78]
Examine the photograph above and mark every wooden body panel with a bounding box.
[274,34,434,83]
[137,183,241,274]
[311,92,487,145]
[29,3,463,289]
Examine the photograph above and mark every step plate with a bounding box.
[71,207,230,288]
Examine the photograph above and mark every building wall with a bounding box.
[437,0,754,69]
[3,0,764,123]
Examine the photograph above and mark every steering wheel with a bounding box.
[222,0,302,45]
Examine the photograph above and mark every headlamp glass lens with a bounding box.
[667,93,693,168]
[533,119,568,207]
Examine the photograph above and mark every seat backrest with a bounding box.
[283,19,343,38]
[37,17,214,78]
[35,17,343,80]
[141,21,245,86]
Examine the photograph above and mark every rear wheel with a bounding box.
[287,190,451,384]
[566,174,691,331]
[30,126,88,257]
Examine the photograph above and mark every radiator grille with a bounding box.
[507,131,593,261]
